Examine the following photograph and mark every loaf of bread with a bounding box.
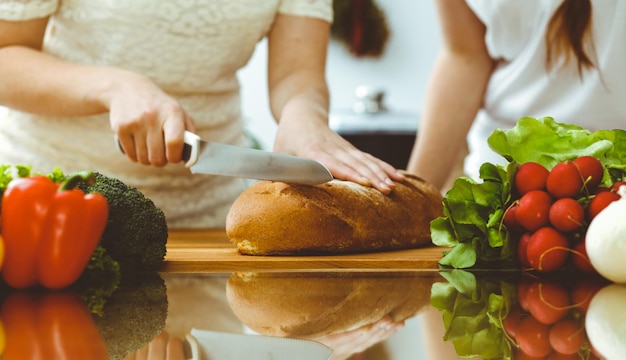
[225,172,443,255]
[225,271,438,339]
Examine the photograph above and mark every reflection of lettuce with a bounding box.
[430,270,517,360]
[431,117,626,269]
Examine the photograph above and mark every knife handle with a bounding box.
[181,131,200,167]
[114,130,200,168]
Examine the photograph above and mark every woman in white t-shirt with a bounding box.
[0,0,404,229]
[408,0,626,191]
[412,3,625,358]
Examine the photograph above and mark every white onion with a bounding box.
[586,185,626,283]
[585,283,626,360]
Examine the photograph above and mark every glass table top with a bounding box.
[0,268,620,360]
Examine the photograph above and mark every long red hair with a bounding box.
[545,0,595,75]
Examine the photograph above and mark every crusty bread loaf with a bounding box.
[225,172,443,255]
[225,271,438,339]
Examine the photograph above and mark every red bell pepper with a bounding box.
[0,290,109,359]
[0,172,108,289]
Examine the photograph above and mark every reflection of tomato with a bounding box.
[1,291,108,359]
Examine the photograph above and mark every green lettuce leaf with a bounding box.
[432,116,626,269]
[488,116,626,185]
[431,162,515,268]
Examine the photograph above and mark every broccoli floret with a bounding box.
[93,272,168,360]
[78,172,168,276]
[72,245,121,316]
[0,166,167,324]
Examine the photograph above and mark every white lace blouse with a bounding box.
[0,0,332,228]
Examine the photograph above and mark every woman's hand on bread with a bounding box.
[318,316,405,360]
[274,117,405,194]
[266,16,403,194]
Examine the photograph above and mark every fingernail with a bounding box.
[379,182,392,192]
[378,321,396,331]
[385,178,395,186]
[396,171,406,179]
[359,177,372,186]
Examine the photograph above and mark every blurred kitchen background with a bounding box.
[238,1,442,358]
[239,0,440,170]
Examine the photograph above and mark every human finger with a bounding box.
[360,151,406,183]
[146,129,167,167]
[117,134,138,163]
[344,318,403,354]
[322,134,405,191]
[147,331,170,360]
[165,335,186,360]
[162,114,188,164]
[129,343,149,360]
[132,133,151,165]
[323,149,398,194]
[145,100,189,166]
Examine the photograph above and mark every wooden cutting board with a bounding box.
[163,229,447,273]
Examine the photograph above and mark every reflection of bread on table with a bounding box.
[161,273,243,339]
[225,272,437,341]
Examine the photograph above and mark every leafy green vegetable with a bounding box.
[0,164,66,191]
[93,272,168,360]
[0,165,123,313]
[430,270,518,360]
[430,269,607,360]
[431,117,626,268]
[0,164,60,211]
[0,165,167,315]
[489,116,626,186]
[72,245,121,316]
[77,172,168,277]
[432,162,517,268]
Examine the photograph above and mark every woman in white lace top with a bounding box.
[0,0,404,228]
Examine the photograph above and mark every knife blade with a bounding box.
[185,328,334,360]
[181,131,333,185]
[116,131,333,185]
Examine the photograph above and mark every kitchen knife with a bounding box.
[184,328,334,360]
[117,131,334,185]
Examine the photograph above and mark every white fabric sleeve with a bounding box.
[278,0,333,23]
[0,0,58,21]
